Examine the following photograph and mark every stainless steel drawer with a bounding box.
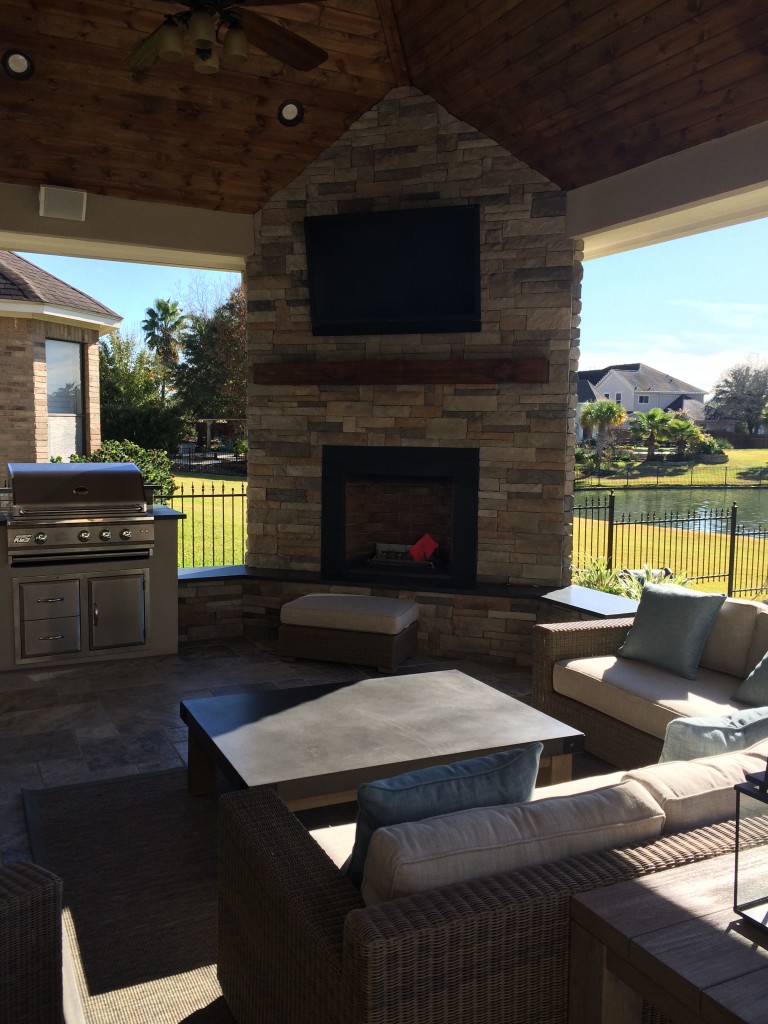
[22,616,81,657]
[20,579,80,620]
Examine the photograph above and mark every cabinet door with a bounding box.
[89,572,146,650]
[21,579,80,620]
[22,615,81,657]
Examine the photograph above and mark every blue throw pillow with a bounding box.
[617,583,726,680]
[345,742,543,889]
[733,652,768,707]
[659,706,768,761]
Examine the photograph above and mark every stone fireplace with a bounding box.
[241,87,582,665]
[321,445,479,589]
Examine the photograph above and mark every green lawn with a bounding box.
[162,473,246,568]
[576,448,768,489]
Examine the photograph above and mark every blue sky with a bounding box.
[20,214,767,397]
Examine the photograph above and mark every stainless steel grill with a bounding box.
[6,462,154,564]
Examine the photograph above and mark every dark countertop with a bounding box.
[539,584,638,618]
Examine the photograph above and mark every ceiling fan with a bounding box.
[128,0,327,74]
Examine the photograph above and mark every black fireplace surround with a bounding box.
[321,445,479,589]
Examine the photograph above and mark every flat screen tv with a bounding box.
[304,204,481,336]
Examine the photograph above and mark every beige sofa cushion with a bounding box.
[626,739,768,833]
[553,656,743,739]
[700,598,760,677]
[360,778,665,905]
[747,606,768,675]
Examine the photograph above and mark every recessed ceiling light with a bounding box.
[2,50,34,80]
[277,100,304,127]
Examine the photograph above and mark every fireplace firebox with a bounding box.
[321,446,479,588]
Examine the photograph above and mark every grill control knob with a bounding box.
[34,532,47,545]
[78,530,91,542]
[99,529,112,541]
[119,529,132,540]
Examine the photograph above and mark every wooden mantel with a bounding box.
[253,357,549,386]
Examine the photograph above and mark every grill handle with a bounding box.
[36,596,64,604]
[93,604,99,628]
[37,634,65,642]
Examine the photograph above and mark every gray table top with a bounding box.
[181,669,584,802]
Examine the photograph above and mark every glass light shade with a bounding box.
[194,47,219,75]
[188,11,216,48]
[156,21,184,62]
[222,25,249,63]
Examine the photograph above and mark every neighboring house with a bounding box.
[0,252,120,478]
[576,362,707,440]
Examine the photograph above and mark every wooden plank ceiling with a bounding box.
[1,0,766,215]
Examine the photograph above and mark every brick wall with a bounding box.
[0,318,101,477]
[242,87,582,664]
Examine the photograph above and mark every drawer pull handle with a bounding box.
[36,597,64,603]
[38,634,65,641]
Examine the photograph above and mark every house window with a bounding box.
[46,339,84,459]
[638,395,650,404]
[615,392,622,403]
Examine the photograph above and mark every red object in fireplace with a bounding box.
[409,533,439,562]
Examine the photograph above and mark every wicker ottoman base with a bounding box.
[279,619,419,672]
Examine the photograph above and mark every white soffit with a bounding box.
[0,300,122,334]
[567,121,768,260]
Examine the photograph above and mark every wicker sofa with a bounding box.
[0,861,63,1024]
[532,595,768,769]
[216,739,768,1024]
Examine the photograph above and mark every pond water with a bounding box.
[577,487,768,530]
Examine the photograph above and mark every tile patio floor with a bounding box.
[0,637,543,865]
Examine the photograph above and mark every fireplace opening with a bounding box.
[321,446,479,588]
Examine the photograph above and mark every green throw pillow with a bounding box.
[617,583,725,680]
[733,652,768,707]
[345,742,543,889]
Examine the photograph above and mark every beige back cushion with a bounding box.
[360,778,665,905]
[746,606,768,674]
[626,738,768,834]
[699,598,760,677]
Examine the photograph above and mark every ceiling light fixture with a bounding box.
[2,49,34,80]
[277,100,304,127]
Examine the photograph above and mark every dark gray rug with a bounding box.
[23,769,236,1024]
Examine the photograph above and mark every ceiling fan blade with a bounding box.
[235,9,327,71]
[128,24,166,69]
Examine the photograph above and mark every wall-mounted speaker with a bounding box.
[39,186,87,222]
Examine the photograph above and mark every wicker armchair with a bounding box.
[0,861,63,1024]
[217,785,757,1024]
[530,617,666,769]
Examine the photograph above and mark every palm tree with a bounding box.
[141,298,186,404]
[628,407,675,461]
[665,416,703,459]
[579,399,627,468]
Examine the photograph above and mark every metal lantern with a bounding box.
[734,760,768,933]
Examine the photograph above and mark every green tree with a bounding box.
[706,358,768,435]
[99,330,187,454]
[665,415,703,459]
[628,407,675,461]
[141,298,186,404]
[174,286,246,423]
[579,399,627,466]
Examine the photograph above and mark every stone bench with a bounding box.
[278,594,420,672]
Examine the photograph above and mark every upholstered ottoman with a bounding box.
[279,594,420,672]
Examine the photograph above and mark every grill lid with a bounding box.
[8,462,148,519]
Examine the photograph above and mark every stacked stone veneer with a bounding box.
[0,317,100,479]
[242,87,582,665]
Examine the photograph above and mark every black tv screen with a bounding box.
[304,204,481,336]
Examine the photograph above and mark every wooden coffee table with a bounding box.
[179,669,584,809]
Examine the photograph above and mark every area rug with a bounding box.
[23,769,236,1024]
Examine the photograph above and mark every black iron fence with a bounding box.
[573,492,768,599]
[575,462,768,489]
[157,481,247,568]
[172,446,246,477]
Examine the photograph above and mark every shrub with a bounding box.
[69,439,176,497]
[573,557,690,598]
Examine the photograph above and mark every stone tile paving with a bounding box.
[0,637,534,864]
